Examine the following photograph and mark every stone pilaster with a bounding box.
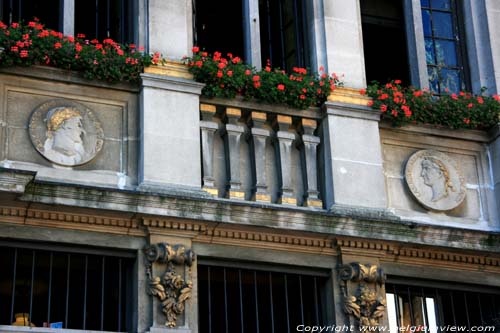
[199,104,219,196]
[148,0,193,59]
[275,115,297,206]
[300,119,322,208]
[139,73,204,189]
[222,108,246,199]
[489,126,500,228]
[248,111,272,203]
[322,89,387,209]
[323,0,366,88]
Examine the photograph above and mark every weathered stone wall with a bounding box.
[0,67,140,188]
[381,123,499,229]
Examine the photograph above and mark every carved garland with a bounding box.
[339,263,387,329]
[144,243,195,328]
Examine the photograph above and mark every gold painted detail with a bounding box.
[339,263,386,329]
[144,61,193,79]
[277,115,293,124]
[226,107,242,117]
[251,111,267,121]
[144,243,195,328]
[301,118,317,129]
[306,199,323,208]
[229,190,245,199]
[200,104,216,114]
[255,193,272,202]
[280,196,297,205]
[328,87,372,106]
[202,187,218,196]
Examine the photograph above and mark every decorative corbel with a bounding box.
[338,263,387,330]
[144,243,195,328]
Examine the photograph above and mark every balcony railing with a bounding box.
[199,97,323,208]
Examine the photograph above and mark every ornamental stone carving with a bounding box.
[29,99,104,166]
[405,150,466,211]
[144,243,195,328]
[339,263,386,330]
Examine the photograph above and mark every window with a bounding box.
[361,0,410,85]
[198,263,328,332]
[0,0,134,43]
[386,281,500,332]
[421,0,468,94]
[0,243,134,331]
[193,0,310,71]
[0,0,61,31]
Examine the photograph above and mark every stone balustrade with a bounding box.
[199,98,323,208]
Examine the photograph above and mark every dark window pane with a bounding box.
[435,40,457,66]
[259,0,309,70]
[428,67,439,93]
[194,0,244,59]
[422,10,432,37]
[433,12,453,38]
[421,0,430,7]
[1,0,61,30]
[75,0,133,43]
[431,0,451,10]
[361,0,410,84]
[198,265,327,333]
[425,38,436,64]
[439,69,460,94]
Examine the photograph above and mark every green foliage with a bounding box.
[365,80,500,130]
[184,47,342,109]
[0,19,159,83]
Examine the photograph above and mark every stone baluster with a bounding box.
[222,107,246,199]
[275,115,297,206]
[300,119,322,208]
[199,104,219,196]
[248,111,272,203]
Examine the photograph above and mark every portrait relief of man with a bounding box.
[43,107,86,165]
[420,157,455,202]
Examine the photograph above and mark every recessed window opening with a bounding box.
[421,0,469,94]
[193,0,310,71]
[0,243,134,331]
[198,262,328,333]
[361,0,410,85]
[386,281,500,332]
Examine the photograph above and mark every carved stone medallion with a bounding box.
[405,149,466,211]
[29,99,104,166]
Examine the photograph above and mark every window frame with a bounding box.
[193,0,325,72]
[403,0,494,94]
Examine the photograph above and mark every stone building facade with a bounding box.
[0,0,499,332]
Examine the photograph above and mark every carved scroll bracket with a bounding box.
[339,263,387,330]
[144,243,195,328]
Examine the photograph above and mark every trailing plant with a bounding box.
[184,47,342,109]
[365,80,500,130]
[0,19,160,83]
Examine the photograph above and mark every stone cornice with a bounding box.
[0,66,139,92]
[11,177,499,254]
[0,203,144,236]
[337,238,500,272]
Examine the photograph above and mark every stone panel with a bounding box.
[381,126,494,226]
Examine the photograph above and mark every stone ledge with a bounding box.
[200,96,322,120]
[0,65,140,92]
[380,121,495,143]
[8,175,499,254]
[141,73,204,94]
[324,101,381,121]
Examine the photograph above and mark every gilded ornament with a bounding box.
[28,99,104,166]
[144,243,195,328]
